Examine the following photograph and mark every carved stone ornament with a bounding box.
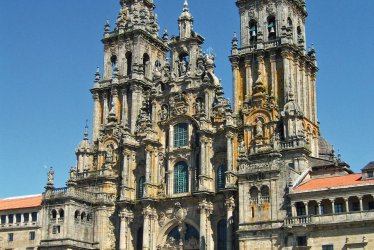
[266,3,276,15]
[173,202,187,223]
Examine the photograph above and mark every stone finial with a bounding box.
[162,29,169,42]
[94,67,101,83]
[84,120,89,139]
[104,19,110,37]
[45,167,55,190]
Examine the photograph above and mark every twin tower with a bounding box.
[40,0,322,249]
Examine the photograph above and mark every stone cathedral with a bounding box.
[2,0,372,250]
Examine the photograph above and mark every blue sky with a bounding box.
[0,0,373,198]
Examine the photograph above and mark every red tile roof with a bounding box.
[294,174,374,193]
[0,194,42,211]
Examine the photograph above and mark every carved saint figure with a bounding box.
[255,118,264,137]
[179,59,188,76]
[69,167,76,180]
[160,105,168,121]
[105,144,114,163]
[47,167,54,185]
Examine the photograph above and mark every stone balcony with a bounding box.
[284,210,374,227]
[43,187,115,205]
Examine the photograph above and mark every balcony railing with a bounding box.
[43,187,114,205]
[284,210,374,226]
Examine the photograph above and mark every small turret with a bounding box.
[178,0,193,39]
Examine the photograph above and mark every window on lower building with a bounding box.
[8,214,14,224]
[29,231,35,240]
[297,236,307,246]
[26,248,34,250]
[24,213,30,222]
[8,233,14,241]
[296,206,306,216]
[322,245,334,250]
[174,162,189,194]
[352,202,360,211]
[369,201,374,210]
[31,212,37,222]
[335,203,344,213]
[52,225,61,234]
[368,171,373,178]
[1,215,6,224]
[320,205,325,215]
[16,213,21,223]
[217,165,227,190]
[174,123,188,148]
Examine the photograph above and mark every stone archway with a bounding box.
[158,223,199,250]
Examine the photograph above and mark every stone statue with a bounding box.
[179,59,187,76]
[239,140,246,154]
[47,167,54,185]
[255,118,264,137]
[105,144,114,163]
[195,100,202,114]
[160,105,168,121]
[69,167,76,180]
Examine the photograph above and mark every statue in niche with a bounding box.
[239,139,246,154]
[160,105,169,121]
[69,167,76,180]
[255,118,264,138]
[196,58,205,76]
[105,144,114,163]
[179,59,188,76]
[195,100,202,114]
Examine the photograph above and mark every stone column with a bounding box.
[226,133,233,172]
[198,200,213,250]
[225,197,235,250]
[232,60,240,112]
[244,58,252,99]
[130,85,141,133]
[359,197,363,211]
[169,125,174,151]
[281,50,291,104]
[122,153,129,186]
[304,201,309,216]
[92,92,101,141]
[142,208,151,250]
[291,203,296,217]
[204,90,210,118]
[119,210,133,250]
[103,92,109,125]
[122,88,128,127]
[151,101,157,129]
[270,53,277,97]
[317,201,322,215]
[145,147,152,183]
[331,200,335,214]
[345,198,349,212]
[200,137,206,176]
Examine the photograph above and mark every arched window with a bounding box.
[250,186,259,202]
[249,20,257,44]
[110,55,117,78]
[137,176,145,198]
[297,26,302,42]
[87,213,92,222]
[168,224,199,242]
[81,212,86,221]
[126,52,132,76]
[174,162,189,194]
[143,53,150,77]
[51,209,57,219]
[267,16,276,40]
[261,185,270,197]
[174,123,188,148]
[74,210,80,220]
[217,165,227,190]
[59,209,64,219]
[136,227,143,250]
[217,219,227,250]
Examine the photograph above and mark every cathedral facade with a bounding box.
[1,0,374,250]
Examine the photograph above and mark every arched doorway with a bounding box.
[160,223,199,250]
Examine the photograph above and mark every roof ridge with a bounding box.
[0,194,42,200]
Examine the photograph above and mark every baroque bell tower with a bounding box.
[231,0,319,157]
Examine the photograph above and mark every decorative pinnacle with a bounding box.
[84,120,89,139]
[95,67,100,82]
[183,0,189,11]
[104,19,110,33]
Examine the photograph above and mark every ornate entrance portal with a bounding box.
[158,223,199,250]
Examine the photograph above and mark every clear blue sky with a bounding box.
[0,0,373,198]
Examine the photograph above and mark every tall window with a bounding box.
[31,212,37,222]
[174,162,189,194]
[24,213,29,222]
[267,16,276,40]
[29,231,35,240]
[217,219,227,250]
[8,233,14,242]
[16,213,21,223]
[8,214,14,224]
[1,215,6,224]
[126,52,132,76]
[322,245,334,250]
[137,227,143,250]
[137,176,145,198]
[174,123,188,148]
[335,203,344,213]
[217,165,227,190]
[249,20,257,44]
